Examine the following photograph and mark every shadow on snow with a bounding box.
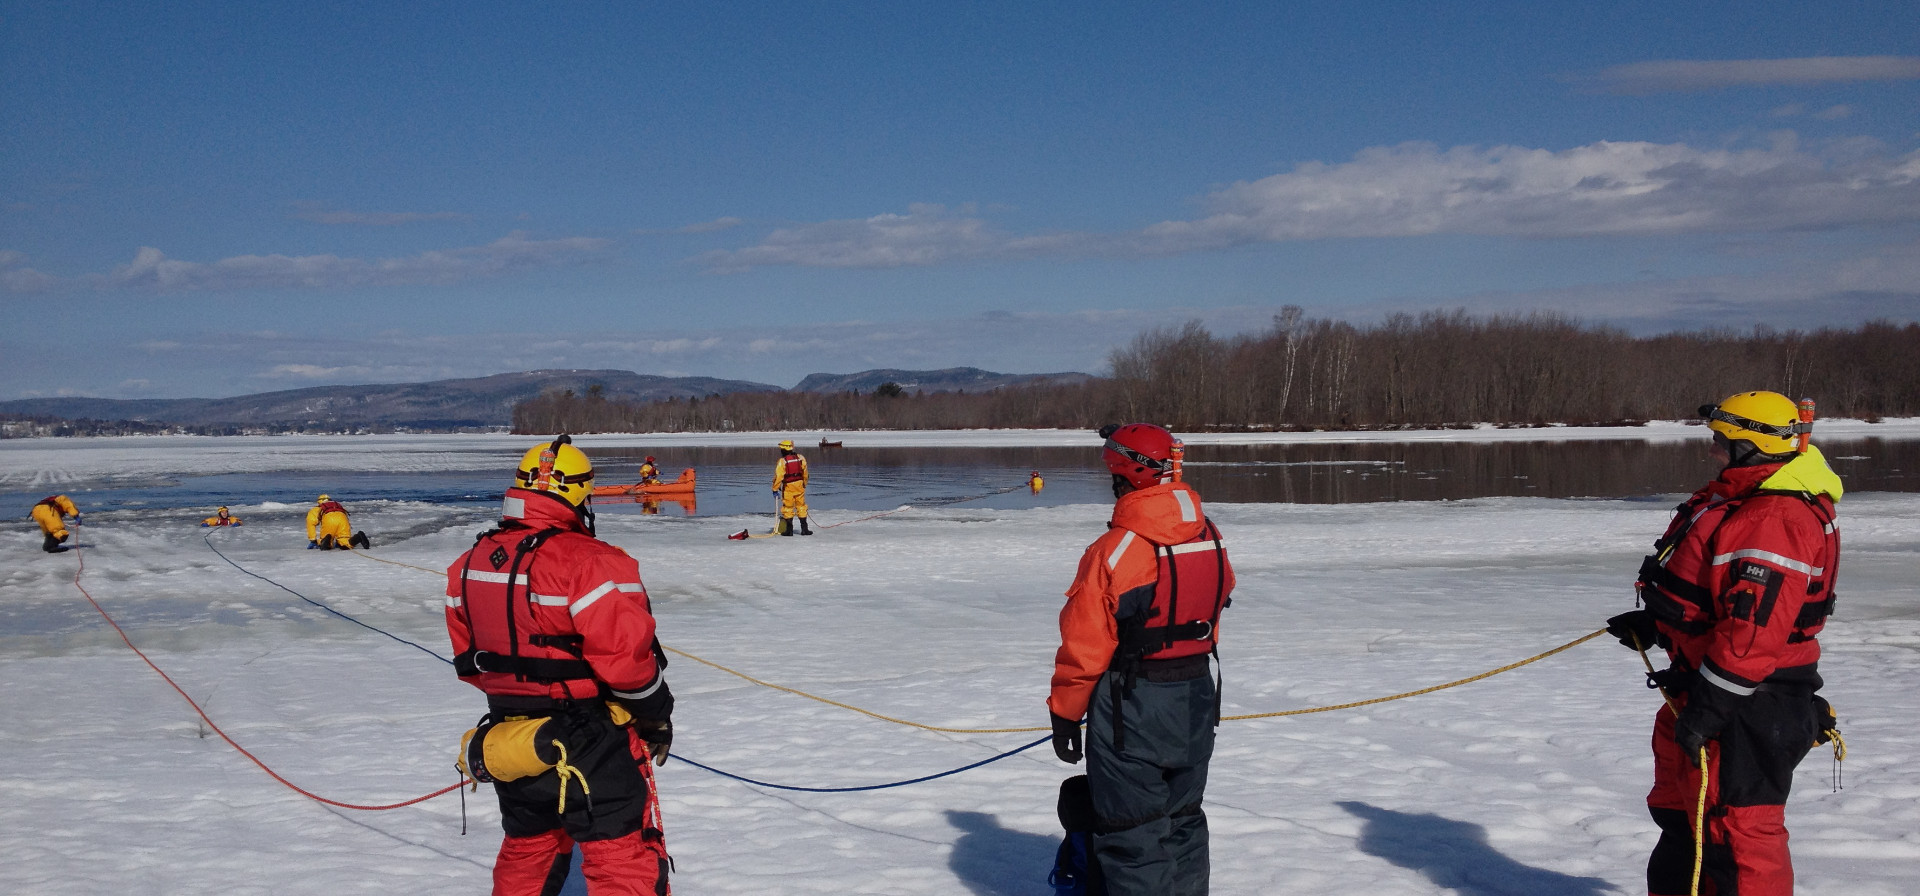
[947,809,1060,896]
[1338,801,1617,895]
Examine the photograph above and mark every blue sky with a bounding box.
[3,2,1917,399]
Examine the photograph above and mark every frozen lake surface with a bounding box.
[3,428,1917,894]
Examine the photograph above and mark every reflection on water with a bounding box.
[6,437,1917,519]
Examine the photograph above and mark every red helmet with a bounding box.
[645,456,656,463]
[1101,423,1176,488]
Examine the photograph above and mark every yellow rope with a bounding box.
[1221,630,1608,721]
[552,740,589,815]
[346,546,444,575]
[1693,747,1708,896]
[1632,632,1701,896]
[343,546,1606,734]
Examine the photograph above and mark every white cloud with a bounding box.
[1814,105,1855,121]
[0,250,57,293]
[703,140,1920,270]
[1133,140,1920,250]
[679,217,742,234]
[699,203,1014,271]
[88,232,612,292]
[289,203,469,226]
[1590,56,1920,94]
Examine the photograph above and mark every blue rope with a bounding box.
[670,736,1052,792]
[202,531,454,664]
[201,531,1049,792]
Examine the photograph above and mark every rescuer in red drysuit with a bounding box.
[1606,391,1842,896]
[1049,423,1234,896]
[446,435,674,896]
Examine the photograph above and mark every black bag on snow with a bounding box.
[1049,775,1106,896]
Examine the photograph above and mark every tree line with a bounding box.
[511,309,1920,434]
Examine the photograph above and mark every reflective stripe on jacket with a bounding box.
[445,487,665,702]
[1050,482,1234,720]
[1639,447,1841,694]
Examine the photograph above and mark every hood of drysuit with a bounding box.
[1716,444,1844,503]
[501,486,590,532]
[1109,481,1209,544]
[1759,444,1844,502]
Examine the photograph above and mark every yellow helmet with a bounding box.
[317,494,330,503]
[1703,391,1807,456]
[778,439,794,451]
[516,435,595,506]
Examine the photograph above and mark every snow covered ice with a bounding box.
[4,431,1919,894]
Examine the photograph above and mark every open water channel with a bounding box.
[6,436,1919,523]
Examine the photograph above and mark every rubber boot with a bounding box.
[778,518,792,536]
[799,517,812,535]
[43,534,66,553]
[349,531,370,549]
[319,535,337,550]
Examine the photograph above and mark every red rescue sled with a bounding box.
[592,467,696,497]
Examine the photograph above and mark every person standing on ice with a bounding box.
[446,435,675,896]
[772,438,811,535]
[1049,423,1234,895]
[305,494,369,550]
[31,494,81,552]
[1606,391,1842,896]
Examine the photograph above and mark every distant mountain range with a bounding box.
[792,367,1094,394]
[1,366,1093,431]
[0,370,781,430]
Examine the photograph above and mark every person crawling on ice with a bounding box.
[305,494,370,550]
[447,435,675,895]
[31,494,81,553]
[1606,391,1843,896]
[1049,423,1234,896]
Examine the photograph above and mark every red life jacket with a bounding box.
[451,526,597,698]
[781,454,805,484]
[1637,489,1837,669]
[1117,519,1231,662]
[318,500,346,516]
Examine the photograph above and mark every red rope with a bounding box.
[69,537,467,811]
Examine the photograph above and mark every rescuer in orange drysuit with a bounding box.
[1049,423,1233,896]
[638,456,660,485]
[32,495,81,553]
[446,435,674,896]
[772,439,810,536]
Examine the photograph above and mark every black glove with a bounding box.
[1674,712,1713,767]
[1051,713,1083,764]
[612,678,674,765]
[1673,672,1738,767]
[631,717,672,766]
[1606,609,1658,650]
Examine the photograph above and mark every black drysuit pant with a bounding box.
[1085,667,1216,896]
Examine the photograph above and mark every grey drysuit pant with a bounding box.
[1085,667,1216,896]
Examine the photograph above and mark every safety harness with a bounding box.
[779,453,804,486]
[1108,519,1231,749]
[1636,490,1837,650]
[453,525,596,687]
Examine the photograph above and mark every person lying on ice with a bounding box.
[1606,390,1843,896]
[1049,423,1233,896]
[32,494,81,553]
[305,494,369,550]
[446,435,675,895]
[201,506,242,527]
